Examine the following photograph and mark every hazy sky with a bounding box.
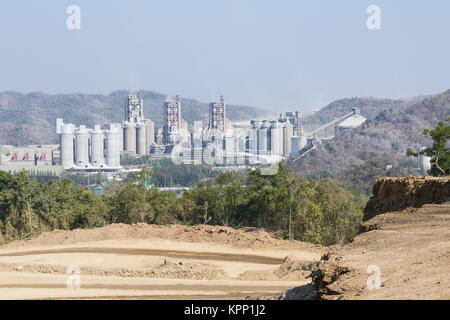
[0,0,448,112]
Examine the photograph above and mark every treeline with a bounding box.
[0,164,365,246]
[305,156,418,196]
[0,170,108,242]
[121,158,218,187]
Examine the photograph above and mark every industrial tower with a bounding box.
[125,94,144,123]
[122,94,155,156]
[209,96,227,132]
[163,96,187,145]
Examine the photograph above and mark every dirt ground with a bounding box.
[307,202,450,300]
[2,200,448,300]
[0,224,323,300]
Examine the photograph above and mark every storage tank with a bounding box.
[75,125,90,167]
[270,122,281,156]
[60,123,75,169]
[124,123,136,154]
[224,133,236,165]
[145,120,155,153]
[91,125,104,167]
[258,122,269,156]
[248,128,258,154]
[119,125,124,152]
[106,124,121,168]
[137,123,147,156]
[283,123,293,157]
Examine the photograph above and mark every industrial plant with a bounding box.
[3,92,429,176]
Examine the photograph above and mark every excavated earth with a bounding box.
[0,224,323,300]
[277,176,450,300]
[304,202,450,300]
[1,176,448,300]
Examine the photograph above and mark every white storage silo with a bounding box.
[224,132,236,165]
[137,123,147,156]
[247,127,258,164]
[124,123,136,154]
[248,128,258,154]
[91,125,105,167]
[106,124,121,168]
[258,122,269,156]
[145,120,155,154]
[283,123,293,157]
[60,123,76,169]
[270,122,281,156]
[119,125,124,152]
[75,125,90,167]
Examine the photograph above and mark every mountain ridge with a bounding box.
[0,90,272,146]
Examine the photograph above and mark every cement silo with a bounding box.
[145,119,155,153]
[258,122,269,156]
[119,125,124,153]
[137,123,147,156]
[283,122,293,157]
[60,123,76,169]
[106,124,121,168]
[224,132,236,165]
[270,122,281,156]
[75,125,90,167]
[124,123,137,154]
[91,125,105,167]
[248,127,258,154]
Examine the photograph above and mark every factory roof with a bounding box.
[337,114,367,128]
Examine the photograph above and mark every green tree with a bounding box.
[407,118,450,176]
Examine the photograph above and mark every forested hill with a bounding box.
[0,90,272,146]
[290,89,450,193]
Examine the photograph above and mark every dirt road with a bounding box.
[0,224,322,300]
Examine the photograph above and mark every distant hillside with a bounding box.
[290,90,450,191]
[0,90,271,146]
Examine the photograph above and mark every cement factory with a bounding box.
[0,92,432,175]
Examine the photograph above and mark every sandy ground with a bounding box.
[313,202,450,300]
[0,225,323,300]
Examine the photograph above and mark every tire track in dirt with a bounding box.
[0,247,284,265]
[0,283,296,291]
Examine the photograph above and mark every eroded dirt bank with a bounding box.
[363,176,450,221]
[279,176,450,300]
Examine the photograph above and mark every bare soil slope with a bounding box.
[0,224,322,300]
[308,203,450,300]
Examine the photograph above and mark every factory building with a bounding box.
[57,94,158,169]
[122,94,155,156]
[290,135,308,157]
[246,118,295,160]
[0,145,59,167]
[280,111,302,136]
[335,108,367,136]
